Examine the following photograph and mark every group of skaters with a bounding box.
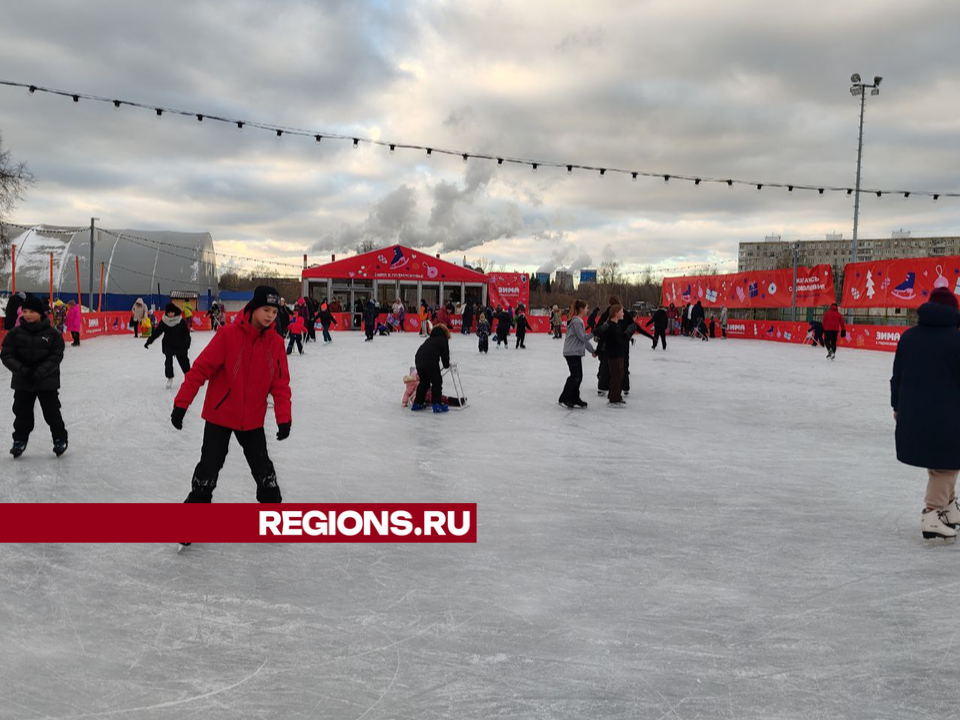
[4,291,83,346]
[660,301,729,341]
[8,280,960,549]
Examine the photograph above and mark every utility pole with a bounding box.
[848,73,882,321]
[792,242,799,321]
[88,217,99,311]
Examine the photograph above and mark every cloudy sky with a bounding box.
[1,0,959,279]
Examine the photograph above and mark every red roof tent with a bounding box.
[302,244,486,283]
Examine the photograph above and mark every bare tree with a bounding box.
[355,239,377,254]
[0,132,36,263]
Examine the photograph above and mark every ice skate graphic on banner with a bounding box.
[891,272,916,301]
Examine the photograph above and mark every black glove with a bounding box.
[171,406,186,430]
[276,423,291,441]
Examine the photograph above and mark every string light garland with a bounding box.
[3,79,957,201]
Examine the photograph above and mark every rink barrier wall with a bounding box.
[722,319,906,352]
[0,313,907,352]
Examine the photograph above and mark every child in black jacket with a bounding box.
[145,303,192,388]
[0,295,68,457]
[514,311,532,349]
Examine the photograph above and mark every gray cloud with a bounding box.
[1,0,959,278]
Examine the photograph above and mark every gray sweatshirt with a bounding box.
[563,315,596,356]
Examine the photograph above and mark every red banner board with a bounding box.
[841,256,960,308]
[662,265,836,309]
[724,319,906,352]
[487,272,531,311]
[0,503,477,543]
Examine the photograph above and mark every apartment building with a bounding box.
[738,232,960,273]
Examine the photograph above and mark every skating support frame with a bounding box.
[442,366,468,409]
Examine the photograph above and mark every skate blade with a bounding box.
[922,532,957,540]
[177,543,192,553]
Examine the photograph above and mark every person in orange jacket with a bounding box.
[172,286,291,508]
[821,303,847,360]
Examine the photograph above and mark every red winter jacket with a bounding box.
[288,317,306,335]
[822,307,847,334]
[175,313,291,431]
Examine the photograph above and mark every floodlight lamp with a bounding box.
[850,86,862,96]
[870,88,879,96]
[874,76,882,86]
[851,73,861,83]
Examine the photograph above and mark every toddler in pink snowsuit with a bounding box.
[401,368,466,407]
[402,368,419,407]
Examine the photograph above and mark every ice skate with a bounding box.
[432,403,449,413]
[943,498,960,528]
[177,543,192,553]
[574,400,588,408]
[921,509,957,539]
[165,377,174,389]
[410,403,427,412]
[607,400,626,408]
[10,440,27,458]
[53,439,68,457]
[558,399,575,409]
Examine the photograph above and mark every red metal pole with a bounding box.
[10,244,15,293]
[98,262,104,312]
[75,256,82,306]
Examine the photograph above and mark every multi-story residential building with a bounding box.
[738,232,960,274]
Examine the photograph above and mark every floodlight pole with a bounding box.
[848,74,881,323]
[851,89,866,274]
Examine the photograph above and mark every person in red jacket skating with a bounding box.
[171,286,292,513]
[821,303,847,360]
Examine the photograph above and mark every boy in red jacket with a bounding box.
[286,315,306,355]
[821,303,847,360]
[171,286,292,510]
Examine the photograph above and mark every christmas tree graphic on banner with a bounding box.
[866,270,875,299]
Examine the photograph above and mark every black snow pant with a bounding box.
[185,422,282,503]
[365,321,375,340]
[496,328,509,346]
[478,336,488,353]
[164,351,191,379]
[824,330,839,355]
[307,322,317,342]
[12,389,68,443]
[287,335,303,355]
[322,325,332,342]
[516,330,526,348]
[622,353,631,394]
[414,365,443,406]
[597,354,610,392]
[560,355,584,405]
[70,331,80,346]
[652,327,667,349]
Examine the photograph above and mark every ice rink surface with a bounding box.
[1,328,956,719]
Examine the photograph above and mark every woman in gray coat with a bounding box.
[559,299,596,409]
